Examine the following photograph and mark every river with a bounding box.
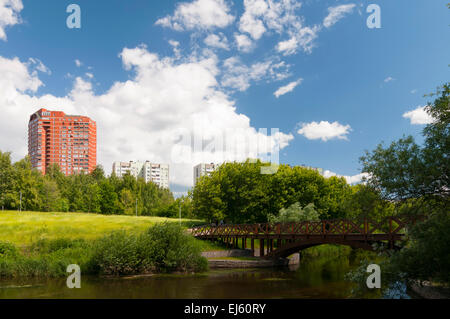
[0,255,414,299]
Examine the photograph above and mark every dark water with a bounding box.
[0,256,409,299]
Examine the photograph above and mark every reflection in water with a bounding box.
[0,255,408,299]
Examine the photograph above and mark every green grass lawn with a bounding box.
[0,211,204,248]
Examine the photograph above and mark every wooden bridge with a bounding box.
[191,215,420,259]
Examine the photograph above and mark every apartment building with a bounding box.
[112,161,169,189]
[28,108,97,175]
[193,163,217,186]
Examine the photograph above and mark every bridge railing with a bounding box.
[191,215,423,237]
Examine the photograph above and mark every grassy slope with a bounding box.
[0,211,204,247]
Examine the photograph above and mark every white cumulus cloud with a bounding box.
[403,106,434,125]
[276,37,298,55]
[323,4,356,28]
[221,56,291,92]
[297,121,352,142]
[234,33,253,52]
[28,58,51,75]
[0,46,293,189]
[0,0,23,41]
[155,0,235,31]
[274,78,302,98]
[239,0,320,55]
[204,33,229,50]
[323,170,369,185]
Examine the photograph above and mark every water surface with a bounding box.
[0,256,407,299]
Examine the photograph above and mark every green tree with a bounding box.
[361,83,449,203]
[40,178,61,212]
[13,156,42,211]
[120,188,135,215]
[342,184,395,221]
[268,202,320,223]
[0,151,18,209]
[86,183,101,213]
[192,160,353,223]
[90,165,106,182]
[360,83,450,284]
[99,180,119,214]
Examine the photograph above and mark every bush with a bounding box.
[0,242,18,258]
[144,222,208,273]
[0,223,208,278]
[386,210,450,284]
[345,210,450,298]
[88,231,146,276]
[88,223,208,276]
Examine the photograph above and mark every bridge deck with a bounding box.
[191,216,420,258]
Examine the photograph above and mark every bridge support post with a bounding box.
[251,238,255,256]
[242,237,246,249]
[260,239,265,257]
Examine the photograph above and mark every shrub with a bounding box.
[88,231,144,276]
[0,223,208,278]
[0,242,18,258]
[386,210,450,285]
[144,222,208,273]
[88,223,208,276]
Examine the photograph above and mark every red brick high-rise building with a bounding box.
[28,108,97,175]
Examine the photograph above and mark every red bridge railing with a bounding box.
[191,215,422,238]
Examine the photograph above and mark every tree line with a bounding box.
[192,159,393,224]
[0,154,180,216]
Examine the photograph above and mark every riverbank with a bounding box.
[0,222,210,278]
[202,249,300,268]
[409,281,450,299]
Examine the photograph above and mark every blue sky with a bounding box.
[0,0,448,194]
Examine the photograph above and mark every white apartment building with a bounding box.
[112,161,169,189]
[193,163,217,186]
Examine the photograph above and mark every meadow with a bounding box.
[0,211,203,247]
[0,211,227,277]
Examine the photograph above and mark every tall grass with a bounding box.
[0,223,208,278]
[301,245,353,260]
[0,211,202,246]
